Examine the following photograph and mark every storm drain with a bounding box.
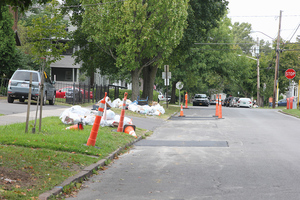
[135,140,228,147]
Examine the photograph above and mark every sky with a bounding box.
[227,0,300,44]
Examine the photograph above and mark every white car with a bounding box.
[158,92,170,103]
[237,98,252,108]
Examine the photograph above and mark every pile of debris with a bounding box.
[111,98,165,116]
[59,105,132,127]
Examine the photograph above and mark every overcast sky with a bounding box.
[227,0,300,43]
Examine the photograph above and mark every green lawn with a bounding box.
[0,103,179,199]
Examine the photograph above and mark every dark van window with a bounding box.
[12,71,39,82]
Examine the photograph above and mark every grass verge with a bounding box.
[0,117,150,199]
[279,108,300,118]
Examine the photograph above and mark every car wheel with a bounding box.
[49,94,55,105]
[8,96,14,103]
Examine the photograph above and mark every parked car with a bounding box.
[7,69,56,105]
[56,86,93,99]
[222,97,228,106]
[229,97,239,107]
[193,94,209,106]
[223,97,232,107]
[158,92,170,103]
[237,98,252,108]
[210,99,217,105]
[269,99,287,107]
[226,96,234,107]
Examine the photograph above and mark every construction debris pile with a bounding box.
[111,98,165,116]
[59,105,132,127]
[59,96,165,128]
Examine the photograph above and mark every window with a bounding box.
[12,71,39,82]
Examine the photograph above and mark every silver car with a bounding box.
[7,69,56,105]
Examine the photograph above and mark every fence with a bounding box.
[0,78,9,96]
[1,78,126,105]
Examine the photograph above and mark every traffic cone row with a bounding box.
[86,92,107,146]
[213,94,223,119]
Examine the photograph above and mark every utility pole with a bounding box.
[256,37,260,107]
[272,10,282,108]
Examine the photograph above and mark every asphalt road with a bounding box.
[68,105,300,200]
[0,99,69,115]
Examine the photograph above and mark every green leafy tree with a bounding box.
[0,0,50,19]
[61,0,120,86]
[26,0,69,70]
[231,22,255,55]
[82,0,189,101]
[159,0,228,103]
[0,6,17,77]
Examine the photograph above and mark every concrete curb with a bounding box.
[38,135,144,200]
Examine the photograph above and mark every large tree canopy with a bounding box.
[82,0,189,101]
[26,0,69,69]
[0,6,17,77]
[0,0,50,19]
[160,0,228,102]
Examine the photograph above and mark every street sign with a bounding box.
[176,81,183,90]
[162,72,171,79]
[285,68,296,79]
[164,65,169,72]
[164,79,169,86]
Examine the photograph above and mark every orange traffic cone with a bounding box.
[179,104,185,117]
[214,95,219,117]
[218,96,223,119]
[66,122,84,130]
[184,92,188,109]
[86,92,107,146]
[117,92,128,132]
[124,125,137,138]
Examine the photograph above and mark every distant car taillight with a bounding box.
[249,101,252,104]
[238,101,240,103]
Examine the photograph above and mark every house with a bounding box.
[49,14,129,90]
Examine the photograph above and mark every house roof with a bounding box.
[50,55,81,69]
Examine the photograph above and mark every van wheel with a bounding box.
[8,96,14,103]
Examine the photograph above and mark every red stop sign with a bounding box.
[285,68,296,79]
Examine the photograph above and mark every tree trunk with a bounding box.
[142,65,158,103]
[170,81,177,104]
[131,68,140,101]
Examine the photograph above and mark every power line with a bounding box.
[228,15,300,18]
[194,43,256,45]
